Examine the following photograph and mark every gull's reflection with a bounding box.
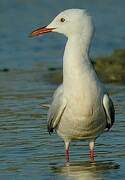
[51,160,120,180]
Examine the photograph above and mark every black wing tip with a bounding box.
[106,120,115,131]
[105,124,111,132]
[47,125,54,135]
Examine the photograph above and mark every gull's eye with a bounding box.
[60,18,65,22]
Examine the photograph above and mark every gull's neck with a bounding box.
[63,34,94,89]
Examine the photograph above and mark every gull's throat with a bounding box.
[63,35,92,89]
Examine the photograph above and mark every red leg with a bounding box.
[89,141,95,161]
[89,149,94,161]
[65,142,70,162]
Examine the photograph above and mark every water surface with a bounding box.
[0,69,125,179]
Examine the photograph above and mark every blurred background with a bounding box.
[0,0,125,179]
[0,0,125,69]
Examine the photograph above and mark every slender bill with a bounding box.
[30,26,55,37]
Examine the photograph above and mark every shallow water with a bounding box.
[0,69,125,179]
[0,0,125,179]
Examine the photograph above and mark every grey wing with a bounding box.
[103,94,115,130]
[47,84,67,134]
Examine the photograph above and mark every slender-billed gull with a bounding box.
[30,9,115,162]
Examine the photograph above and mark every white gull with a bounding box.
[30,9,115,162]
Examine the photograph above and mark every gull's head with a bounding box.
[30,9,94,38]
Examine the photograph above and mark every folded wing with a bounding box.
[47,85,67,134]
[103,94,115,130]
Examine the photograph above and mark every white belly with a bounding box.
[57,101,106,142]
